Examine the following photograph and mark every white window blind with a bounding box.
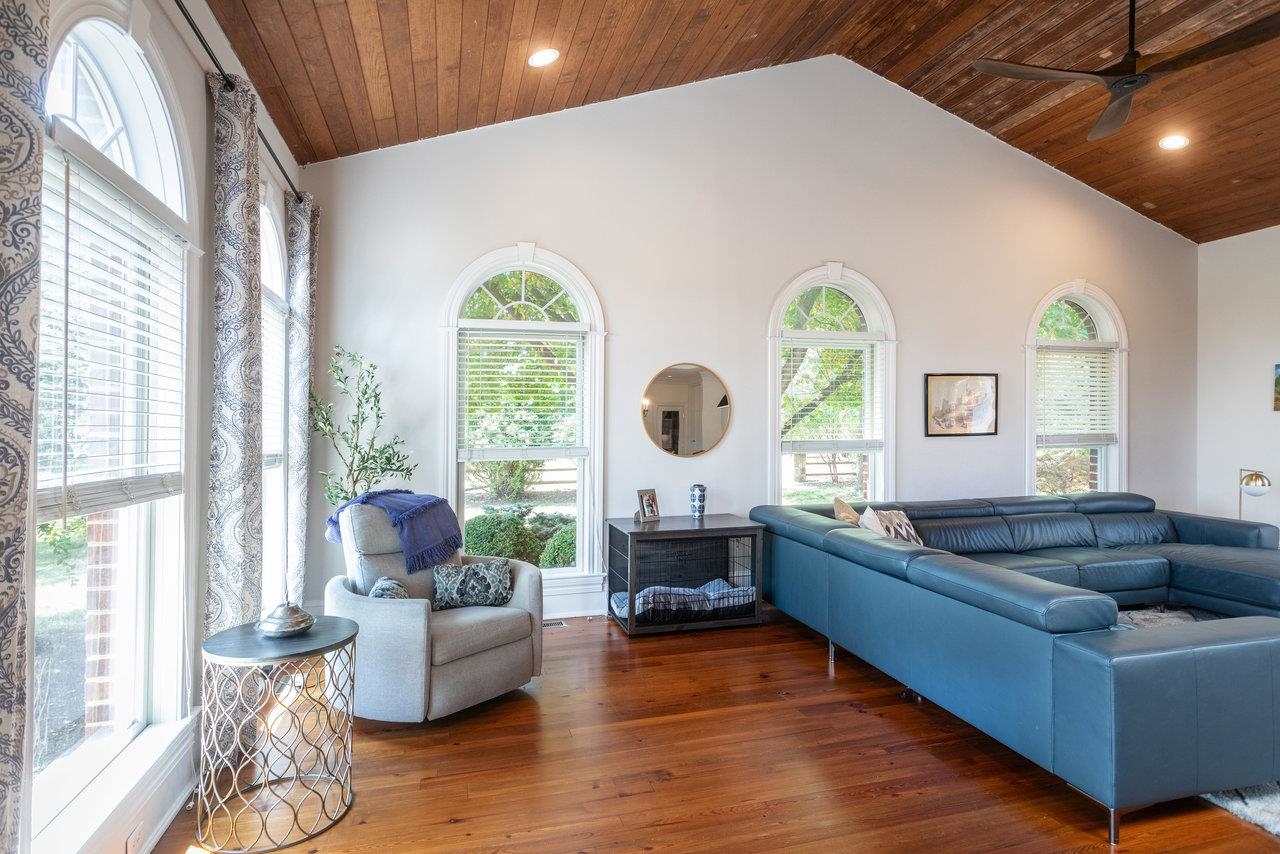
[36,145,186,522]
[779,341,884,454]
[456,330,585,461]
[262,297,286,466]
[1034,345,1118,447]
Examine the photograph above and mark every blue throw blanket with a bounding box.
[326,490,463,572]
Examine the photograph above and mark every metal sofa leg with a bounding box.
[1109,808,1119,845]
[828,639,835,662]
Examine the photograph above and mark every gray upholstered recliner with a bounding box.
[324,503,543,722]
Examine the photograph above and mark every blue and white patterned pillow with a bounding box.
[368,576,410,599]
[431,559,513,610]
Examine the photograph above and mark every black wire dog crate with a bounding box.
[606,514,764,635]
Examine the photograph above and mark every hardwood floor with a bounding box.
[156,610,1277,852]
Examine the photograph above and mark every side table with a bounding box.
[196,616,358,853]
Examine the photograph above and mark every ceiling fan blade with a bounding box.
[1143,11,1280,75]
[1087,91,1134,141]
[971,58,1108,84]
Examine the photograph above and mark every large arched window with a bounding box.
[769,264,897,504]
[445,244,605,577]
[260,194,289,611]
[1028,282,1127,495]
[45,18,184,215]
[33,18,190,831]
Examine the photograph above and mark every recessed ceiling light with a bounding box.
[528,48,560,67]
[1158,134,1189,150]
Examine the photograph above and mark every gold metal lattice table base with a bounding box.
[197,616,358,853]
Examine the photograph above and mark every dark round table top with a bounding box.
[202,616,359,665]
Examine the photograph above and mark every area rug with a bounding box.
[1119,606,1280,837]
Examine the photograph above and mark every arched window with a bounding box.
[1028,283,1127,495]
[45,19,184,215]
[260,197,289,611]
[446,244,605,576]
[33,18,190,829]
[769,264,897,504]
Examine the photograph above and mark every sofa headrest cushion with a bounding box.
[1005,512,1097,552]
[912,516,1015,555]
[899,499,995,520]
[1088,511,1178,548]
[984,495,1077,516]
[1069,492,1157,514]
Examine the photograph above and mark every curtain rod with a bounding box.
[172,0,304,203]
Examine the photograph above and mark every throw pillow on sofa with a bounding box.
[369,576,410,599]
[834,498,861,525]
[860,508,924,545]
[432,558,514,610]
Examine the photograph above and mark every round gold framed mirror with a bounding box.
[640,364,731,456]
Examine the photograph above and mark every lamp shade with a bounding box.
[1241,470,1272,497]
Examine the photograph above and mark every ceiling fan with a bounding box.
[971,0,1280,140]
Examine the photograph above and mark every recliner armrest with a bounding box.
[489,558,543,676]
[1165,510,1280,549]
[324,575,431,722]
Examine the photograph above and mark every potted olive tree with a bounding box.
[310,345,418,506]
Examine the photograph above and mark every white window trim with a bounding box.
[49,2,198,228]
[766,262,898,503]
[442,242,607,578]
[30,8,201,850]
[1024,279,1129,495]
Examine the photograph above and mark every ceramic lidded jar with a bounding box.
[689,484,707,518]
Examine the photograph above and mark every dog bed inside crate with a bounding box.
[609,577,756,622]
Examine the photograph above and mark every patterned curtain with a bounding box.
[0,2,47,848]
[284,193,319,604]
[205,73,263,637]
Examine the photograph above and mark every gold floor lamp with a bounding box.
[1239,469,1272,519]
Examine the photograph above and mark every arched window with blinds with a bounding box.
[769,264,897,504]
[446,246,605,577]
[34,17,191,832]
[1028,286,1127,495]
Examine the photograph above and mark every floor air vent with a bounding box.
[542,619,567,629]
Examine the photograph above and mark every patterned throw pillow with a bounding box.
[860,508,924,545]
[368,576,410,599]
[432,558,513,610]
[833,498,861,525]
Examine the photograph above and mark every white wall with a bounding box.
[300,55,1199,607]
[1196,224,1280,524]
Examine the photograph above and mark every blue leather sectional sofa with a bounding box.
[749,492,1280,843]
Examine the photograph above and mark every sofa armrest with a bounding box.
[502,559,543,676]
[1165,510,1280,549]
[907,553,1117,632]
[1053,617,1280,809]
[324,575,431,722]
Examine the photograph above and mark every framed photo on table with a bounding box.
[924,373,998,437]
[637,489,661,522]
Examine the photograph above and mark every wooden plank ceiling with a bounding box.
[209,0,1280,243]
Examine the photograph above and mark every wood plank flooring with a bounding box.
[155,610,1278,852]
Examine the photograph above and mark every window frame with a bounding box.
[259,185,289,612]
[1025,280,1129,495]
[32,12,199,843]
[767,263,898,504]
[443,243,606,578]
